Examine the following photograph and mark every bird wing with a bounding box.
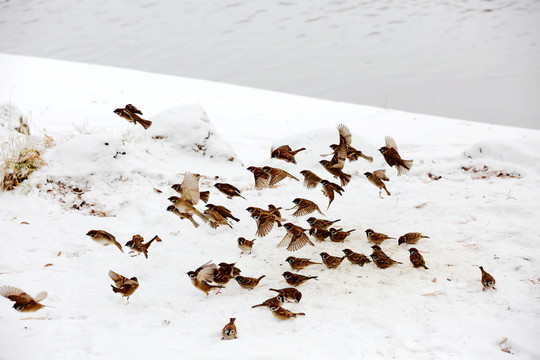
[125,104,142,115]
[268,169,289,186]
[33,291,48,302]
[337,124,352,146]
[254,172,270,190]
[292,203,317,217]
[303,171,321,189]
[0,286,35,304]
[330,135,348,169]
[108,270,127,287]
[385,136,398,151]
[277,232,294,248]
[196,263,217,283]
[97,230,115,241]
[287,232,314,252]
[373,169,389,181]
[180,172,201,204]
[256,215,275,237]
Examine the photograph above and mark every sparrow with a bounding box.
[125,234,161,258]
[365,229,395,244]
[370,245,401,269]
[109,270,139,303]
[328,143,373,163]
[206,204,239,222]
[379,136,413,176]
[285,256,322,271]
[187,262,224,296]
[172,184,209,204]
[282,271,318,286]
[364,170,391,197]
[86,230,123,253]
[237,237,256,254]
[479,266,496,291]
[262,166,299,187]
[204,207,233,229]
[168,172,208,225]
[319,252,346,269]
[271,145,306,164]
[326,124,351,171]
[269,288,303,303]
[113,106,152,129]
[309,227,331,241]
[247,207,283,237]
[0,286,47,312]
[306,217,341,230]
[277,223,314,251]
[252,295,285,308]
[166,205,200,228]
[299,170,323,189]
[218,262,242,277]
[319,159,351,187]
[408,248,428,269]
[320,180,344,210]
[287,198,325,217]
[329,227,355,242]
[398,232,430,245]
[267,204,283,218]
[235,275,266,290]
[221,318,237,340]
[342,249,371,266]
[214,183,246,200]
[269,306,305,320]
[247,166,271,190]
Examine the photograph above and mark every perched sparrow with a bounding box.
[204,207,233,229]
[206,204,239,222]
[364,170,391,197]
[247,166,271,190]
[479,266,496,291]
[125,103,142,115]
[166,205,200,228]
[221,318,237,340]
[287,198,325,217]
[285,256,322,271]
[319,252,346,269]
[398,232,430,245]
[237,237,256,254]
[379,136,413,176]
[252,295,285,308]
[214,183,246,200]
[109,270,139,303]
[168,172,208,226]
[320,180,344,209]
[218,262,242,277]
[342,249,371,266]
[319,159,351,187]
[0,286,47,312]
[370,245,401,269]
[262,166,299,187]
[187,261,224,296]
[86,230,123,253]
[306,217,341,230]
[172,183,209,204]
[278,223,314,251]
[269,306,305,320]
[299,170,323,189]
[113,106,152,129]
[329,227,355,242]
[125,234,161,258]
[309,227,331,241]
[408,248,428,269]
[271,145,306,164]
[235,275,266,290]
[282,271,318,286]
[365,229,395,244]
[269,288,302,303]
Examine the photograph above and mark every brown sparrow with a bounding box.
[398,232,430,245]
[214,183,246,200]
[172,183,209,204]
[282,271,318,286]
[86,230,124,253]
[247,166,271,190]
[329,227,355,242]
[125,234,161,258]
[0,286,47,312]
[218,262,242,277]
[285,256,322,271]
[166,205,200,228]
[320,180,344,209]
[319,159,351,186]
[168,172,208,225]
[221,318,237,340]
[204,207,233,229]
[237,237,256,254]
[364,170,391,197]
[309,227,331,241]
[235,275,266,290]
[270,306,305,320]
[287,198,325,217]
[206,204,239,222]
[365,229,395,244]
[109,270,139,303]
[278,223,314,251]
[113,106,152,129]
[320,252,346,269]
[262,166,299,186]
[299,170,323,189]
[187,261,224,295]
[325,124,351,170]
[408,248,428,269]
[342,249,371,266]
[247,207,283,237]
[252,295,285,308]
[370,245,401,269]
[328,143,373,163]
[267,204,283,218]
[307,217,341,230]
[379,136,413,176]
[271,145,306,164]
[479,266,496,291]
[269,288,302,303]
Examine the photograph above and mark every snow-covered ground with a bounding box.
[0,53,539,359]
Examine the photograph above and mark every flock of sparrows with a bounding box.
[1,110,497,342]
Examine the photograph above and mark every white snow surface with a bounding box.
[0,53,540,359]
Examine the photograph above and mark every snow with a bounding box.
[0,53,539,359]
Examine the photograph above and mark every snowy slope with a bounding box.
[0,54,539,359]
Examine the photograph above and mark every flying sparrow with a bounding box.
[342,249,371,266]
[408,248,428,269]
[287,198,325,217]
[0,286,47,312]
[206,204,239,222]
[235,275,266,290]
[285,256,322,271]
[247,166,271,190]
[269,306,305,320]
[299,170,323,189]
[328,143,373,163]
[204,207,233,229]
[221,318,237,340]
[214,183,246,200]
[125,234,161,258]
[379,136,413,176]
[319,159,351,187]
[187,261,224,295]
[252,295,285,308]
[364,170,391,197]
[269,288,302,303]
[282,271,318,286]
[277,223,314,251]
[329,227,355,242]
[271,145,306,164]
[267,204,283,218]
[166,205,200,228]
[309,227,331,241]
[320,252,346,269]
[324,124,351,170]
[168,172,208,225]
[86,230,123,253]
[370,245,401,269]
[320,180,344,210]
[237,237,256,254]
[365,229,395,244]
[479,266,496,291]
[398,232,430,245]
[113,105,152,129]
[109,270,139,303]
[247,207,283,237]
[262,166,299,187]
[306,217,341,230]
[172,183,209,204]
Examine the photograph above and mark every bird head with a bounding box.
[365,229,374,235]
[282,272,292,279]
[363,172,372,177]
[342,249,352,255]
[408,248,419,254]
[285,256,295,263]
[398,236,406,245]
[319,252,329,259]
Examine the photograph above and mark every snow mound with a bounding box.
[0,103,30,135]
[463,140,540,169]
